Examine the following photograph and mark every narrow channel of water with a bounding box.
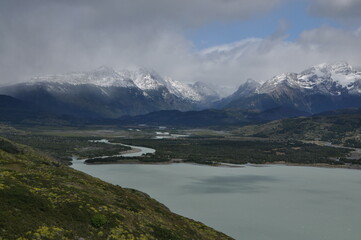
[89,139,156,157]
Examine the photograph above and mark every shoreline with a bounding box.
[118,148,142,155]
[79,139,361,170]
[83,159,361,170]
[274,162,361,170]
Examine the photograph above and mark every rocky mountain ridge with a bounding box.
[226,62,361,114]
[0,67,220,118]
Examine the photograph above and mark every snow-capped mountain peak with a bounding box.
[30,66,137,88]
[28,66,221,103]
[226,62,361,116]
[164,77,203,102]
[118,67,216,102]
[192,81,220,99]
[117,67,167,91]
[257,62,361,95]
[299,62,356,87]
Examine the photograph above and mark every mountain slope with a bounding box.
[117,109,250,127]
[225,62,361,115]
[114,106,311,127]
[0,67,220,119]
[0,136,233,240]
[0,95,77,125]
[236,108,361,146]
[215,79,260,108]
[119,68,202,102]
[191,81,220,103]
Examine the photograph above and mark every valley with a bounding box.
[1,87,361,239]
[1,120,359,240]
[1,121,359,168]
[1,62,361,240]
[2,2,361,239]
[0,136,233,240]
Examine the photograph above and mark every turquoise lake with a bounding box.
[72,161,361,240]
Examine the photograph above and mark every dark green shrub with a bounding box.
[90,214,108,228]
[0,138,20,154]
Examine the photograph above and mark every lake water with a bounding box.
[71,160,361,240]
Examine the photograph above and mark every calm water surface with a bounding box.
[72,161,361,240]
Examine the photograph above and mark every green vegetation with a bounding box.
[85,154,170,164]
[234,113,361,145]
[91,214,109,228]
[0,137,233,240]
[1,122,357,167]
[344,139,361,148]
[0,133,130,162]
[0,138,22,154]
[112,138,352,166]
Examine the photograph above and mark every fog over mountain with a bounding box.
[1,0,361,90]
[0,66,221,118]
[0,62,360,124]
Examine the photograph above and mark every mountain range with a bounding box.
[1,62,361,126]
[223,62,361,114]
[0,66,220,119]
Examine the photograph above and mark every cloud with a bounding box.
[192,26,361,88]
[309,0,361,23]
[0,0,283,85]
[1,0,361,94]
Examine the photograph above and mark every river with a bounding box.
[71,141,361,240]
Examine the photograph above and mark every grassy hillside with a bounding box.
[235,113,361,146]
[1,133,131,163]
[0,137,233,240]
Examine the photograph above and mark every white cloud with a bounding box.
[184,26,361,89]
[1,0,361,95]
[0,0,284,85]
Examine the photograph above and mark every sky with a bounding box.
[1,0,361,91]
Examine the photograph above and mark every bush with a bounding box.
[0,138,20,154]
[91,214,108,228]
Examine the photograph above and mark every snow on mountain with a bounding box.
[192,81,220,101]
[118,68,166,91]
[28,66,220,103]
[257,62,361,96]
[30,66,137,88]
[117,67,214,102]
[225,62,361,115]
[233,78,261,97]
[165,77,204,102]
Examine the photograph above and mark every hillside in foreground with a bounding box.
[0,137,233,240]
